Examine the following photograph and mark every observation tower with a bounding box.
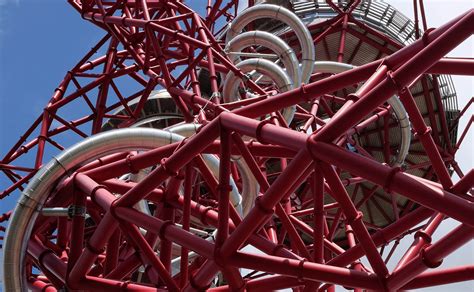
[0,0,472,291]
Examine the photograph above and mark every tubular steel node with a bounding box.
[1,0,473,291]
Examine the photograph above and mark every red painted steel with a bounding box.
[0,0,472,291]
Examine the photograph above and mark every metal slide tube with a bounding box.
[232,11,472,121]
[2,2,473,291]
[222,58,295,123]
[226,4,315,83]
[4,128,184,291]
[3,127,228,291]
[225,30,301,85]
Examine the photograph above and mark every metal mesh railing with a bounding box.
[290,0,460,148]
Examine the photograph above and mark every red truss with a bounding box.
[0,0,473,291]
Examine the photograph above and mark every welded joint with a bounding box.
[414,126,432,138]
[20,145,29,154]
[86,60,95,70]
[52,156,70,176]
[20,193,46,214]
[349,260,363,270]
[299,83,312,102]
[158,220,174,241]
[305,135,321,161]
[421,28,436,46]
[143,20,153,32]
[119,280,134,290]
[189,79,200,87]
[80,9,94,21]
[271,244,288,256]
[386,71,404,92]
[54,86,65,95]
[40,283,55,292]
[382,165,401,193]
[345,225,355,236]
[282,49,295,59]
[90,12,103,24]
[89,184,110,202]
[36,247,56,271]
[297,258,308,283]
[199,206,215,226]
[346,211,364,226]
[346,93,359,102]
[160,158,179,177]
[255,195,274,215]
[86,240,105,255]
[189,276,212,291]
[255,119,274,145]
[414,230,432,244]
[420,245,443,268]
[125,154,139,174]
[37,135,48,142]
[189,93,202,108]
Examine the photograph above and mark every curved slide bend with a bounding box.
[226,4,315,84]
[223,4,316,125]
[2,127,249,291]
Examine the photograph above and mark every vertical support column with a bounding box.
[216,128,231,248]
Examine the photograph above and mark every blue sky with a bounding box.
[0,0,105,217]
[0,0,472,290]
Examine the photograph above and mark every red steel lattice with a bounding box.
[0,0,473,291]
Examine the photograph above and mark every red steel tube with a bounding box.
[386,224,474,290]
[114,206,214,259]
[319,162,388,278]
[120,221,178,291]
[451,169,474,194]
[4,3,474,292]
[114,119,220,207]
[220,112,473,226]
[403,266,474,289]
[429,58,474,75]
[312,167,325,264]
[398,87,453,188]
[227,251,383,290]
[219,149,313,258]
[394,213,445,271]
[28,239,67,285]
[231,10,472,122]
[309,142,474,227]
